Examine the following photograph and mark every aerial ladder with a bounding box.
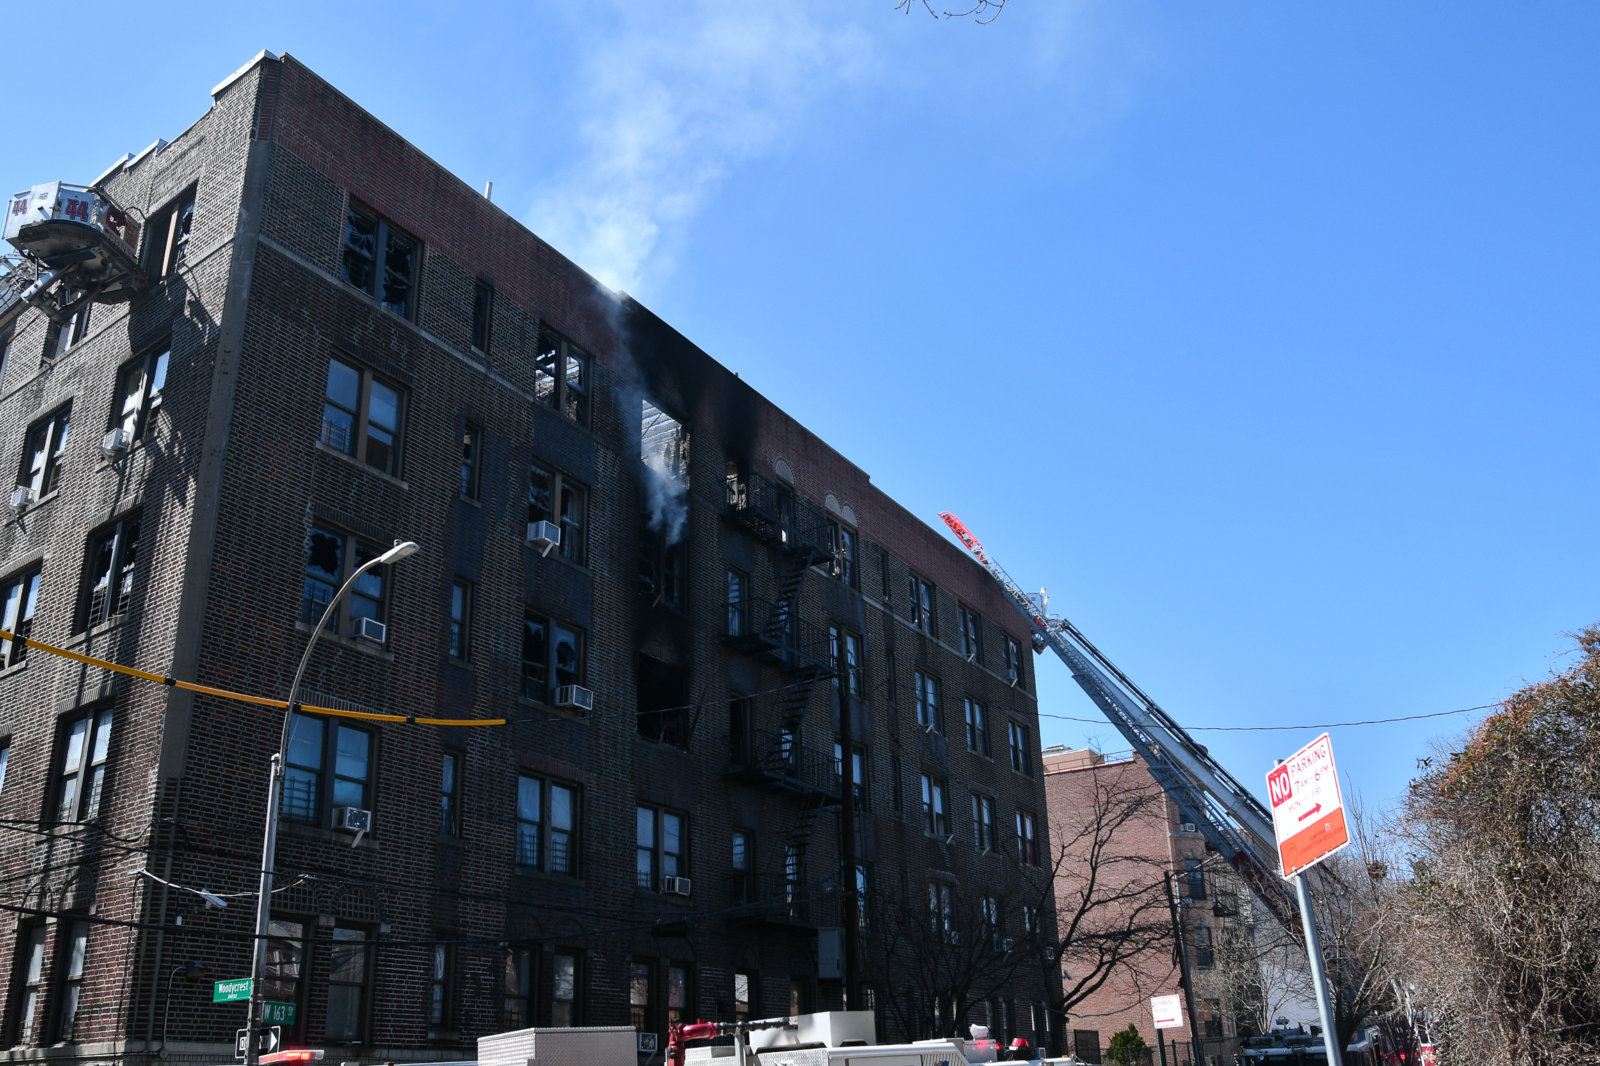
[939,512,1300,928]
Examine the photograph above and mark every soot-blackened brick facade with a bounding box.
[0,52,1060,1066]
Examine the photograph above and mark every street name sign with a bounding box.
[1150,994,1184,1030]
[1266,732,1350,878]
[214,978,252,1003]
[261,1001,297,1025]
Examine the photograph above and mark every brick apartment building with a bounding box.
[0,52,1062,1066]
[1042,747,1247,1066]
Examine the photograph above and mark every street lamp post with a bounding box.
[161,960,208,1057]
[244,540,420,1065]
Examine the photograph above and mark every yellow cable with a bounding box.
[0,628,504,727]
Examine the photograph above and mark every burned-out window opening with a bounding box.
[640,399,689,609]
[80,512,141,630]
[302,524,393,640]
[48,304,92,359]
[143,186,196,279]
[471,280,493,352]
[342,200,418,319]
[637,655,690,748]
[521,612,583,703]
[534,327,589,425]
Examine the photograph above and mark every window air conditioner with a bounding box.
[993,936,1016,953]
[356,616,387,644]
[9,486,33,512]
[527,519,561,557]
[101,427,131,459]
[638,1034,659,1054]
[334,807,372,833]
[1180,822,1198,834]
[554,684,594,712]
[662,875,693,897]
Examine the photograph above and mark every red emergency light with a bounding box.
[260,1051,325,1064]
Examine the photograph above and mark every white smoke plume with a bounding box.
[526,2,873,293]
[641,398,689,546]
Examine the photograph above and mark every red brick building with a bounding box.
[1042,746,1246,1066]
[0,52,1059,1066]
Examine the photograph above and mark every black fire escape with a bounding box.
[722,468,842,928]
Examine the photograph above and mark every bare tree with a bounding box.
[894,0,1008,24]
[1030,764,1177,1031]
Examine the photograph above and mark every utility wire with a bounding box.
[1037,703,1493,733]
[0,628,504,728]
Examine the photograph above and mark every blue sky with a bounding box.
[8,1,1598,817]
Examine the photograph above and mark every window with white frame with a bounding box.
[326,925,370,1041]
[529,464,587,564]
[1016,810,1039,866]
[972,792,996,851]
[1,568,40,668]
[959,606,982,661]
[1008,720,1032,775]
[342,200,418,318]
[283,713,371,826]
[965,697,989,756]
[921,774,949,837]
[907,573,935,633]
[914,670,941,734]
[321,356,403,475]
[112,343,169,441]
[55,707,112,822]
[637,805,686,890]
[516,774,578,874]
[18,405,70,501]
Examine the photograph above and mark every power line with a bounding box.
[1037,703,1493,733]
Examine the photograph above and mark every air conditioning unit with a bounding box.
[9,486,33,512]
[993,935,1016,953]
[637,1033,659,1054]
[1180,822,1198,834]
[554,684,594,712]
[101,427,131,459]
[662,875,693,896]
[356,616,387,644]
[527,519,561,557]
[334,807,372,833]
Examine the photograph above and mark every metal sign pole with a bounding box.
[1292,871,1343,1065]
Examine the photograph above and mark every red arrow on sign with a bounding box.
[1297,803,1322,822]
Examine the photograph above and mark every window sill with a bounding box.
[293,621,396,662]
[522,540,589,574]
[280,820,381,850]
[10,488,60,520]
[314,440,411,491]
[65,615,136,647]
[0,659,27,681]
[513,865,585,886]
[458,493,482,509]
[517,696,590,722]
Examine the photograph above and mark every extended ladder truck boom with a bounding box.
[939,512,1299,929]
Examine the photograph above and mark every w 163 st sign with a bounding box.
[1266,732,1350,878]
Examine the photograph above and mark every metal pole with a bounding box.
[1163,875,1204,1066]
[1155,1027,1169,1066]
[1292,871,1342,1066]
[245,542,418,1065]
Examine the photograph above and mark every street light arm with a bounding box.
[245,539,419,1066]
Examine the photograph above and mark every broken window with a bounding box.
[640,399,689,609]
[637,655,690,748]
[827,520,857,587]
[522,612,583,702]
[534,327,589,425]
[342,200,418,319]
[81,512,141,630]
[143,186,196,279]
